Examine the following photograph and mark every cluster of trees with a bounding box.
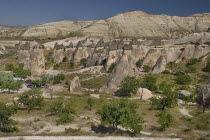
[0,89,44,132]
[5,63,31,79]
[174,71,192,85]
[0,73,23,93]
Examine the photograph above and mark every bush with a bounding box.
[119,76,140,96]
[136,59,143,68]
[186,65,197,73]
[5,64,14,71]
[18,89,44,113]
[143,65,151,72]
[175,75,192,85]
[108,63,116,72]
[62,56,68,62]
[48,98,76,125]
[53,74,65,84]
[53,64,60,70]
[97,99,143,135]
[70,61,75,69]
[186,58,198,66]
[0,103,18,132]
[162,70,170,74]
[174,71,185,76]
[142,75,158,92]
[80,58,87,67]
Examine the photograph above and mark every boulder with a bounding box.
[69,76,82,93]
[136,88,153,100]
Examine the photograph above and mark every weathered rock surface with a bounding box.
[152,56,167,74]
[9,11,210,39]
[69,76,82,93]
[137,88,153,100]
[17,41,45,76]
[100,53,138,93]
[0,44,7,55]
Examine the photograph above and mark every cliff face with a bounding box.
[7,11,210,40]
[17,41,45,76]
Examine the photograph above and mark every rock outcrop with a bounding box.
[16,11,210,39]
[69,76,82,93]
[0,44,7,55]
[137,88,153,100]
[17,41,45,76]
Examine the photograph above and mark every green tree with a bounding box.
[97,99,143,134]
[18,89,44,113]
[14,80,23,92]
[80,58,87,67]
[0,103,18,132]
[142,75,158,92]
[119,76,140,96]
[150,89,177,110]
[108,63,116,72]
[143,65,151,72]
[48,98,76,125]
[5,64,14,71]
[13,68,31,79]
[156,110,173,130]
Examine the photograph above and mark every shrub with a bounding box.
[174,71,185,76]
[186,65,197,73]
[186,58,198,66]
[70,61,75,69]
[162,70,170,74]
[119,76,140,96]
[62,56,68,62]
[143,65,151,72]
[53,74,65,84]
[108,63,116,72]
[53,64,60,70]
[80,58,87,67]
[175,75,192,85]
[5,64,14,71]
[136,58,143,68]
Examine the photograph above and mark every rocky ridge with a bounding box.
[1,11,210,40]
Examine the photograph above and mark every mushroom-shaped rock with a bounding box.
[136,88,153,100]
[69,76,82,93]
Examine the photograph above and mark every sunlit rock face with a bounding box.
[17,41,45,76]
[20,11,210,39]
[0,44,7,55]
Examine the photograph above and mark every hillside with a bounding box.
[1,11,210,40]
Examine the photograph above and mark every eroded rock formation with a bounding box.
[17,41,45,76]
[0,44,7,55]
